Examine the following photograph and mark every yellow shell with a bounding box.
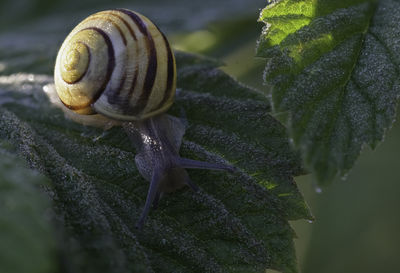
[54,9,176,121]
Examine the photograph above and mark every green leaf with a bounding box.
[0,3,311,272]
[0,52,312,273]
[0,51,311,273]
[0,142,56,273]
[257,0,400,184]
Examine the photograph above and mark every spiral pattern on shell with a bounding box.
[54,9,176,121]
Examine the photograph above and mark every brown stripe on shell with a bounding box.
[153,31,175,111]
[106,73,127,105]
[60,99,86,111]
[108,11,137,41]
[63,27,115,111]
[84,16,127,45]
[116,8,158,116]
[63,42,91,84]
[115,8,148,34]
[103,10,139,108]
[119,69,139,113]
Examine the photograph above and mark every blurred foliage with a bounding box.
[0,0,265,33]
[295,109,400,273]
[0,141,56,273]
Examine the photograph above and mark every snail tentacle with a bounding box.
[136,168,163,229]
[172,157,234,172]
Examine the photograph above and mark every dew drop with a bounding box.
[314,186,322,194]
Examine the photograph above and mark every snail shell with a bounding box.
[54,8,176,121]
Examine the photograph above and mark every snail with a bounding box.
[54,9,233,229]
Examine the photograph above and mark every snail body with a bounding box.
[54,9,232,229]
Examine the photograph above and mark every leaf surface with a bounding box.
[0,51,310,273]
[257,0,400,183]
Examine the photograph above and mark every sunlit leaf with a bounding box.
[257,0,400,184]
